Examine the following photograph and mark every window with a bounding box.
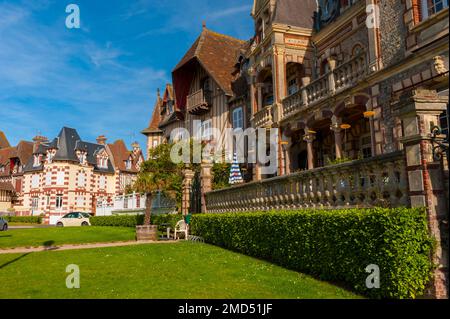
[47,151,54,163]
[31,174,40,188]
[421,0,448,19]
[99,175,106,189]
[125,159,132,170]
[31,197,39,210]
[76,196,85,207]
[33,155,41,167]
[56,194,63,210]
[46,195,50,206]
[0,166,4,173]
[78,173,85,187]
[167,101,174,114]
[287,78,299,96]
[56,171,64,185]
[264,95,274,106]
[232,107,244,130]
[152,140,158,148]
[98,156,108,169]
[360,134,373,159]
[45,172,52,186]
[202,119,212,140]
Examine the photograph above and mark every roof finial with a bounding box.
[202,21,206,29]
[157,88,161,98]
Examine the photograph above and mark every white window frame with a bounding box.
[56,171,65,186]
[45,172,52,186]
[31,174,40,189]
[56,194,63,210]
[421,0,449,20]
[201,119,212,140]
[76,196,85,207]
[78,173,86,187]
[99,175,106,189]
[232,107,244,130]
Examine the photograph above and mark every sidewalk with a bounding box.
[0,240,178,254]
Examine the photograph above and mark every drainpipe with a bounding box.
[311,41,318,80]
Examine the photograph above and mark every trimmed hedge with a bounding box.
[90,214,183,230]
[3,216,42,224]
[190,208,434,299]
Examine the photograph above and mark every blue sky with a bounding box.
[0,0,253,149]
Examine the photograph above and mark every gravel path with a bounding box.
[0,240,178,254]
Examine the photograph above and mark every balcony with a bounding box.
[205,152,408,213]
[281,53,368,120]
[252,104,274,128]
[187,89,212,115]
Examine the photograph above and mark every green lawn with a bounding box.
[0,242,362,299]
[0,227,136,249]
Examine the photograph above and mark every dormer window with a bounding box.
[125,159,132,170]
[76,150,87,165]
[47,149,56,164]
[0,166,5,173]
[167,101,174,114]
[33,154,41,167]
[97,153,108,169]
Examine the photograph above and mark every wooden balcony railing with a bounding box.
[205,152,409,213]
[281,53,368,120]
[187,89,212,115]
[252,104,274,128]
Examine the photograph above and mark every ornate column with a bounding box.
[304,130,316,170]
[330,116,343,159]
[181,167,194,216]
[256,83,264,113]
[200,162,213,213]
[395,89,448,299]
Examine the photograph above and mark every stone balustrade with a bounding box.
[333,53,368,92]
[205,152,409,213]
[252,104,273,128]
[281,53,368,120]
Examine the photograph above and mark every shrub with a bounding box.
[90,214,183,229]
[190,208,434,299]
[4,216,42,224]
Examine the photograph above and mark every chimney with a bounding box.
[96,135,107,145]
[32,135,48,153]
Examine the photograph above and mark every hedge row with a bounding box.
[3,216,42,224]
[190,208,434,299]
[90,214,183,230]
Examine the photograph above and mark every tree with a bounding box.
[133,143,183,226]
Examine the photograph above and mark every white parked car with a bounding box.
[56,212,92,227]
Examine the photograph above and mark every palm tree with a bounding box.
[133,143,183,230]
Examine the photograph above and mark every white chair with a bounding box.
[174,220,188,240]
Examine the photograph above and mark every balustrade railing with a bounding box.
[205,152,409,213]
[252,104,274,128]
[187,89,211,114]
[281,53,368,120]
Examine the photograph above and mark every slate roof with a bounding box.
[272,0,316,29]
[0,131,10,149]
[173,27,246,96]
[24,127,114,174]
[0,141,33,177]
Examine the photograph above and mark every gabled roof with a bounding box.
[10,141,33,165]
[107,140,141,173]
[0,131,10,149]
[173,27,246,97]
[141,90,163,136]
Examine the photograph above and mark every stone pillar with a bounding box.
[331,116,343,159]
[366,0,383,72]
[396,89,448,299]
[257,83,264,112]
[304,130,316,170]
[200,162,213,213]
[181,168,194,216]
